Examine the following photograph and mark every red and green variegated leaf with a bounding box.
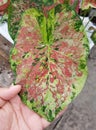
[69,0,80,13]
[8,0,57,40]
[58,0,80,12]
[8,0,33,40]
[8,0,80,40]
[0,0,10,13]
[0,0,8,6]
[10,6,89,122]
[81,0,96,9]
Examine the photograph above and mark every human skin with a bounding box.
[0,84,50,130]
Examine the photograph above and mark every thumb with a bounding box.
[0,84,21,101]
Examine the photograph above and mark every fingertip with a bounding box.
[41,118,50,128]
[9,84,21,94]
[10,84,21,91]
[0,84,21,100]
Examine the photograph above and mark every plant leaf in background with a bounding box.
[0,0,10,15]
[89,8,96,25]
[81,0,96,10]
[10,2,89,121]
[0,0,9,10]
[91,31,96,44]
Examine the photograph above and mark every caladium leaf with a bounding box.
[81,0,96,9]
[8,0,79,40]
[8,0,56,40]
[0,0,10,13]
[69,0,80,13]
[10,5,89,121]
[8,0,34,40]
[0,0,8,6]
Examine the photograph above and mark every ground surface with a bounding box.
[0,34,96,130]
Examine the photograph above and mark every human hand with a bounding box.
[0,84,50,130]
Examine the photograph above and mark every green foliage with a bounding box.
[31,0,54,6]
[91,31,96,45]
[74,19,82,31]
[0,13,8,24]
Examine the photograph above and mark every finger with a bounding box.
[0,84,21,101]
[41,118,50,128]
[0,98,6,107]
